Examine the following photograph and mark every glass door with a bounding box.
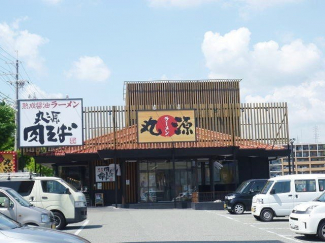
[139,160,194,203]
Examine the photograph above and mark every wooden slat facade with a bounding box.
[23,81,289,154]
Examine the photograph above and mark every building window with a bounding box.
[310,145,317,150]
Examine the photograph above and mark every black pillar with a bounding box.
[291,141,295,174]
[121,160,126,206]
[209,159,214,200]
[172,146,176,208]
[287,144,291,175]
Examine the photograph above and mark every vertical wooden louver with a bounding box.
[125,80,241,140]
[23,80,289,154]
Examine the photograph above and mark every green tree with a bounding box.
[23,155,53,176]
[0,101,15,151]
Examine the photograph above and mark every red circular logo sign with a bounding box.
[156,115,177,137]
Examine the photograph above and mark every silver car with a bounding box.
[0,187,55,228]
[0,213,90,242]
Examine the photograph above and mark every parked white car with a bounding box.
[252,174,325,221]
[289,191,325,240]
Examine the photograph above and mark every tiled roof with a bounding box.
[43,125,285,156]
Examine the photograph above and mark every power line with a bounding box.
[0,64,14,73]
[19,62,46,99]
[0,46,16,60]
[0,92,15,105]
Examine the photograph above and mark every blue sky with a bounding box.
[0,0,324,144]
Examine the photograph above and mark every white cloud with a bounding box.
[202,27,325,143]
[202,27,251,78]
[12,16,29,30]
[202,27,322,89]
[0,19,49,74]
[21,84,64,99]
[65,56,111,83]
[245,74,325,143]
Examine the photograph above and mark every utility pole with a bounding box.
[6,54,27,151]
[14,59,19,151]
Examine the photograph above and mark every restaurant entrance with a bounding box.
[139,160,196,203]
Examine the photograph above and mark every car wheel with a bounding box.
[317,221,325,241]
[253,215,260,220]
[233,203,245,214]
[260,208,274,222]
[53,211,66,230]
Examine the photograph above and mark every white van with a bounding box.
[0,173,87,229]
[251,174,325,222]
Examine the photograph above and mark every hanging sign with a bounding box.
[18,99,83,147]
[137,110,196,143]
[95,165,121,182]
[0,151,17,173]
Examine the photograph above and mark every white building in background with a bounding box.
[270,144,325,177]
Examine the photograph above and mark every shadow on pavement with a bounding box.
[295,235,321,242]
[65,225,102,230]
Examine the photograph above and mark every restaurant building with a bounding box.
[22,80,290,206]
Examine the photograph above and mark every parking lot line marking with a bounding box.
[211,212,241,223]
[208,211,305,242]
[258,228,289,230]
[244,222,267,225]
[261,229,304,243]
[75,220,89,236]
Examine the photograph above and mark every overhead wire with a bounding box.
[0,45,47,100]
[0,91,15,104]
[0,46,16,60]
[0,64,13,73]
[20,61,46,99]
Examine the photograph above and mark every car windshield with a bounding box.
[235,181,251,193]
[6,189,31,207]
[314,191,325,202]
[0,213,20,230]
[260,180,274,194]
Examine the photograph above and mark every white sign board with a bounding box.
[18,99,83,147]
[95,165,121,182]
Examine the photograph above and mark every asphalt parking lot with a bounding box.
[63,207,324,243]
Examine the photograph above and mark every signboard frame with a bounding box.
[137,109,196,143]
[18,98,83,148]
